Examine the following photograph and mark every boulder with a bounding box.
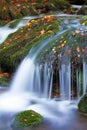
[0,16,61,72]
[11,110,43,129]
[78,94,87,114]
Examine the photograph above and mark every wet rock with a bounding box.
[11,110,43,129]
[0,16,60,72]
[78,94,87,114]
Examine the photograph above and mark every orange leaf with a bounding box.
[40,29,45,35]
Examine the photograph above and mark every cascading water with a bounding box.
[10,58,35,93]
[0,23,87,110]
[0,14,87,130]
[59,62,71,100]
[83,62,87,95]
[0,28,69,111]
[1,25,87,112]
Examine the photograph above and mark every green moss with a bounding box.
[36,27,87,68]
[0,16,61,72]
[36,29,70,62]
[78,94,87,113]
[12,110,43,128]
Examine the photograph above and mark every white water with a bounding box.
[0,28,71,114]
[83,62,87,95]
[10,58,35,93]
[59,62,71,100]
[76,68,81,99]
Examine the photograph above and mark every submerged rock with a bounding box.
[11,110,43,129]
[78,94,87,114]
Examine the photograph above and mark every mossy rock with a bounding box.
[0,16,61,72]
[12,110,43,129]
[78,94,87,114]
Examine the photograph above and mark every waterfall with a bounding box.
[43,63,49,98]
[1,16,87,130]
[42,63,53,98]
[1,27,83,112]
[10,60,53,99]
[59,62,71,100]
[76,69,81,99]
[10,58,35,93]
[83,62,87,95]
[33,65,41,96]
[9,29,69,96]
[49,65,53,99]
[1,25,86,103]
